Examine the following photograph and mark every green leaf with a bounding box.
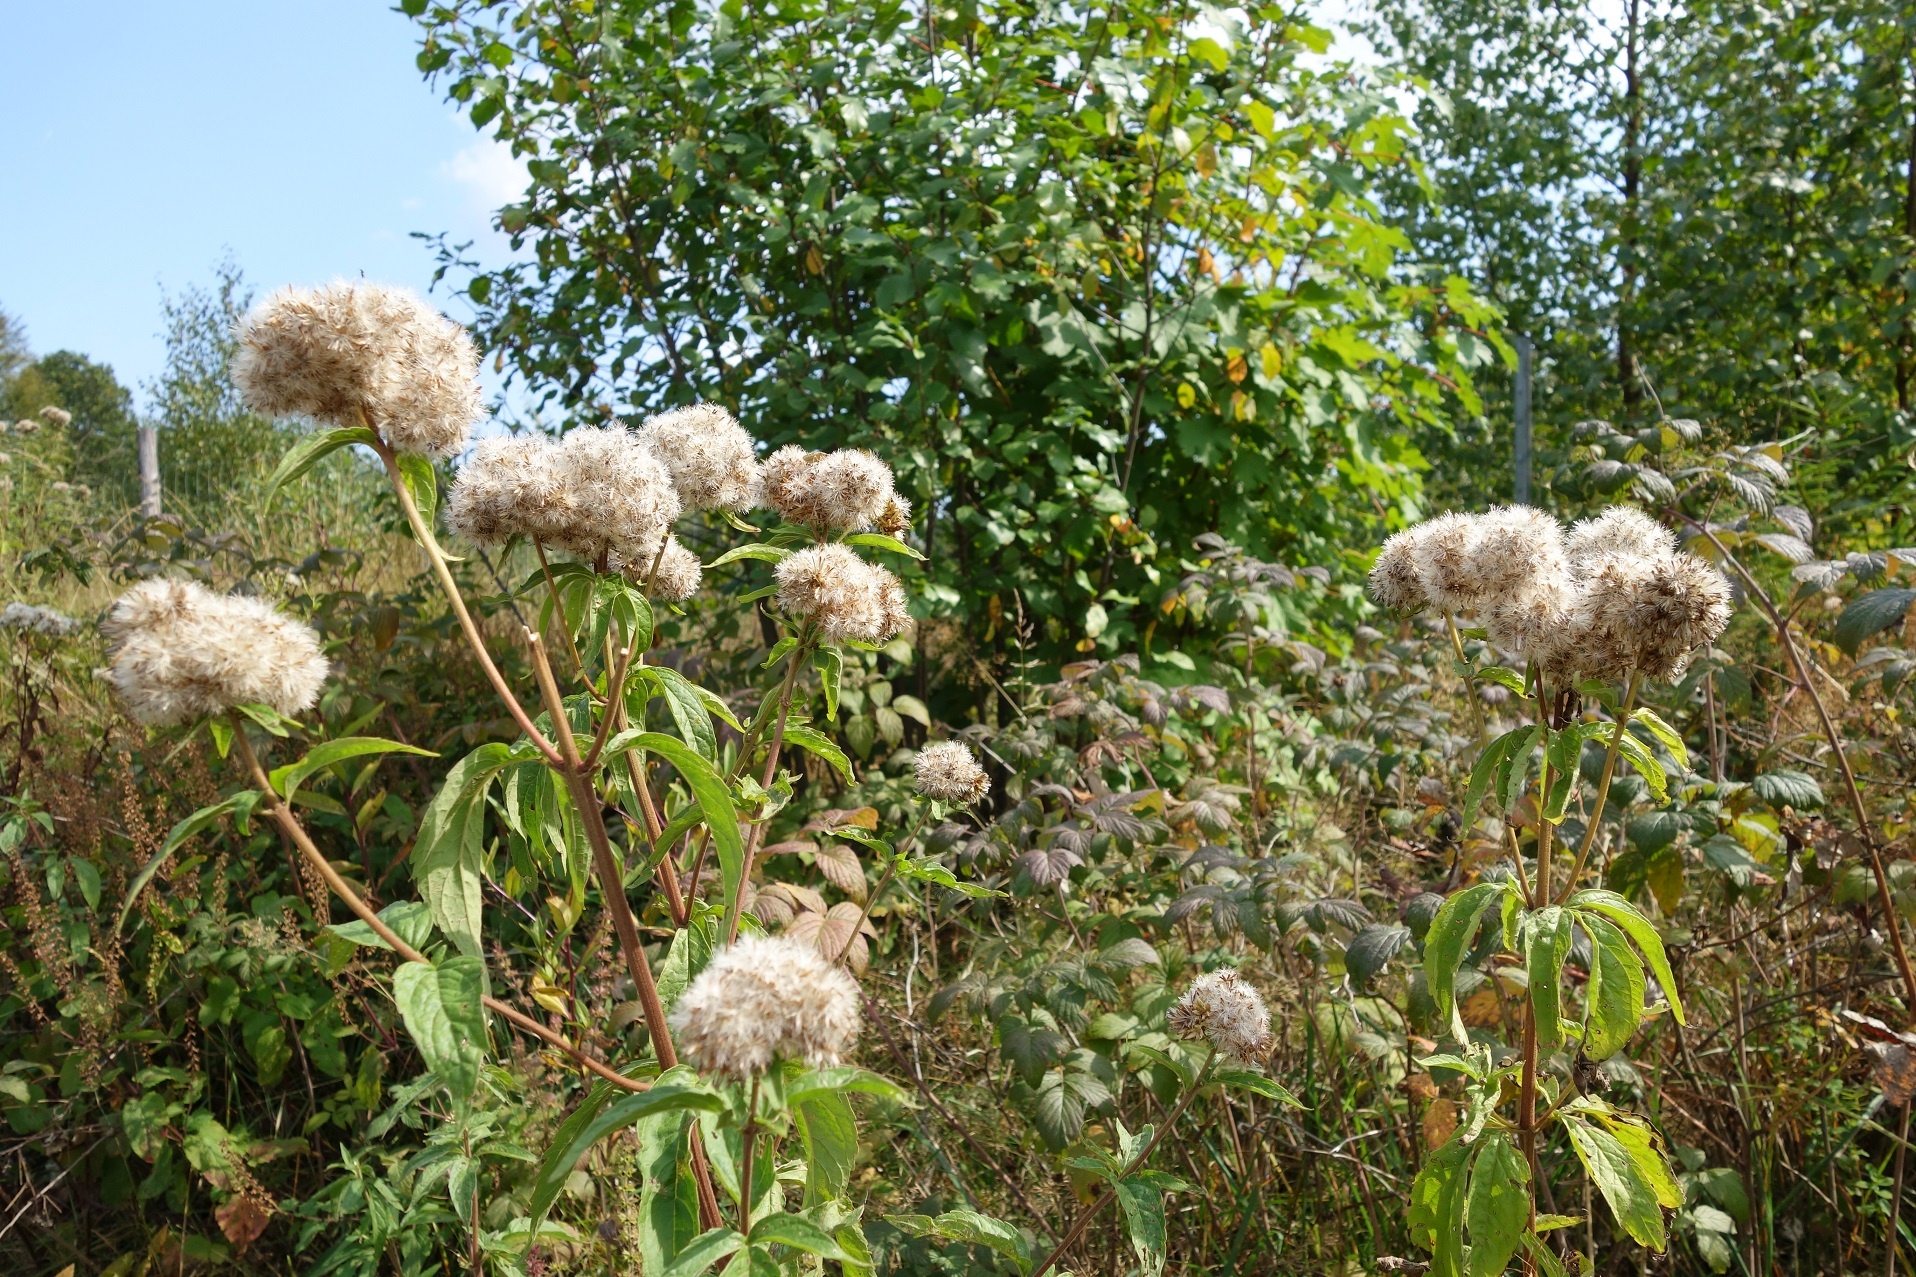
[814,647,842,721]
[325,900,438,953]
[608,733,744,938]
[115,792,245,934]
[269,736,437,804]
[1611,730,1668,803]
[1464,1131,1530,1277]
[794,1090,857,1207]
[413,743,516,958]
[1407,1132,1470,1277]
[1580,913,1646,1060]
[392,956,489,1102]
[396,453,440,543]
[1544,724,1597,823]
[1476,665,1529,696]
[881,1210,1031,1270]
[749,1213,851,1260]
[523,1068,722,1254]
[1835,587,1916,653]
[1345,922,1412,987]
[1215,1068,1303,1107]
[707,543,791,568]
[785,1066,912,1108]
[658,1227,746,1277]
[1565,889,1686,1025]
[1497,724,1543,816]
[1463,725,1536,829]
[636,666,720,763]
[843,532,926,560]
[781,724,853,781]
[1629,708,1689,770]
[1424,882,1509,1040]
[69,857,100,910]
[265,426,376,502]
[1522,906,1574,1050]
[1562,1115,1671,1250]
[1113,1168,1169,1277]
[762,635,799,669]
[1751,768,1825,810]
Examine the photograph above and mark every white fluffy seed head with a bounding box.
[1551,544,1734,685]
[1408,512,1485,612]
[445,433,568,546]
[1463,506,1570,602]
[233,281,483,458]
[1486,573,1577,668]
[666,934,862,1077]
[875,493,913,539]
[102,578,329,726]
[38,406,71,428]
[914,741,990,806]
[774,544,911,644]
[1369,527,1429,612]
[1167,968,1273,1066]
[637,403,762,513]
[1566,507,1676,566]
[620,535,703,602]
[761,446,897,532]
[543,427,682,564]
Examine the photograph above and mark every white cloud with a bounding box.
[441,137,528,212]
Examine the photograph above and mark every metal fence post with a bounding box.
[138,424,162,516]
[1513,333,1533,506]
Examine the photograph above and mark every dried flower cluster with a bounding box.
[761,446,901,533]
[1,602,78,637]
[446,427,682,566]
[1367,504,1732,683]
[774,544,910,644]
[667,934,861,1077]
[233,281,482,458]
[636,404,762,512]
[38,406,70,428]
[1168,968,1274,1066]
[913,740,990,806]
[102,579,329,726]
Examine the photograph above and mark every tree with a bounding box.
[11,351,140,507]
[410,0,1499,672]
[1368,0,1916,537]
[146,258,289,521]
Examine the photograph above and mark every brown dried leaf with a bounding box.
[763,839,818,859]
[216,1195,273,1255]
[1460,985,1505,1028]
[786,904,873,974]
[814,842,868,901]
[1422,1098,1458,1150]
[1871,1043,1916,1106]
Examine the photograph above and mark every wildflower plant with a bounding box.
[1372,503,1733,1273]
[101,279,1019,1271]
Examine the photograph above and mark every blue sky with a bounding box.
[1,1,523,406]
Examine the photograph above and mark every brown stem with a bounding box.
[534,540,592,690]
[739,1073,762,1235]
[226,717,649,1094]
[582,635,640,771]
[1028,1048,1217,1277]
[523,630,724,1230]
[1685,518,1916,1016]
[1556,672,1641,904]
[370,436,562,767]
[728,644,808,941]
[834,859,897,967]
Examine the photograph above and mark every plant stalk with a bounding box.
[1028,1048,1218,1277]
[1556,671,1641,904]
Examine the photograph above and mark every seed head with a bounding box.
[875,493,913,539]
[12,418,38,435]
[914,740,990,806]
[1369,527,1429,612]
[102,578,329,726]
[1,603,78,637]
[666,933,862,1078]
[1167,968,1273,1066]
[232,281,482,458]
[1566,507,1675,566]
[545,427,683,564]
[775,544,911,644]
[1486,573,1576,667]
[1408,512,1485,612]
[38,406,71,428]
[622,535,703,602]
[1462,505,1569,603]
[761,446,898,532]
[445,433,567,547]
[637,403,762,513]
[1555,544,1734,684]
